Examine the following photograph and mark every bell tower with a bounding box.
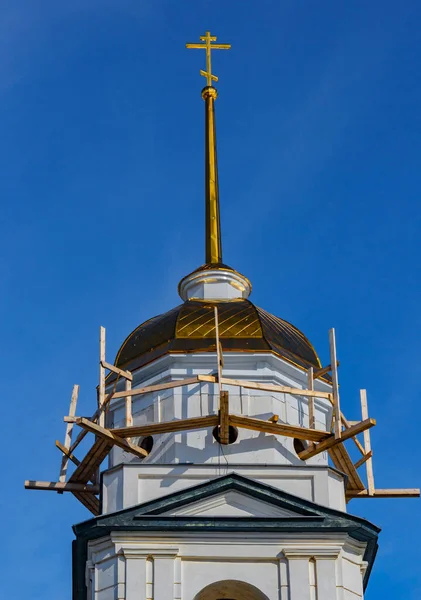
[26,31,419,600]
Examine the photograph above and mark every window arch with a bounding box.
[194,579,269,600]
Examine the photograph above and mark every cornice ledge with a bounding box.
[282,545,341,560]
[112,539,180,558]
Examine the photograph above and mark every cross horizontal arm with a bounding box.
[186,44,230,50]
[186,43,207,49]
[200,70,218,81]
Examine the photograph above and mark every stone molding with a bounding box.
[282,545,341,560]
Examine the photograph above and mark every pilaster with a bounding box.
[283,546,341,600]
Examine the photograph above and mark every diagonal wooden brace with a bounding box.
[75,418,148,459]
[298,418,376,461]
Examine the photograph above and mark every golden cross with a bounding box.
[186,31,231,87]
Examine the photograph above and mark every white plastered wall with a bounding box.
[106,352,332,469]
[87,533,367,600]
[101,463,346,514]
[102,352,344,514]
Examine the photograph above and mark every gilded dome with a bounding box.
[112,299,321,377]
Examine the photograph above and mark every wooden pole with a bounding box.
[59,384,79,483]
[307,367,315,429]
[98,326,106,428]
[219,390,229,444]
[214,306,228,443]
[329,328,342,439]
[360,389,375,495]
[125,378,133,428]
[214,306,223,395]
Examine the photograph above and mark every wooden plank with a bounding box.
[72,491,100,515]
[100,360,132,381]
[360,389,375,495]
[68,380,125,455]
[328,444,349,475]
[329,444,365,490]
[69,438,111,484]
[229,414,331,442]
[329,328,341,439]
[354,451,373,470]
[307,367,315,429]
[125,379,133,427]
[298,418,376,461]
[111,376,205,400]
[24,480,99,493]
[56,440,81,467]
[68,427,89,454]
[56,440,98,485]
[76,418,148,459]
[98,326,106,427]
[198,374,217,383]
[312,362,339,381]
[219,377,332,400]
[219,390,229,445]
[347,489,420,499]
[113,415,219,438]
[59,384,79,482]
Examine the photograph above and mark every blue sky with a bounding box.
[1,1,420,598]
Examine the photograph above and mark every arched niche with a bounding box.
[193,579,269,600]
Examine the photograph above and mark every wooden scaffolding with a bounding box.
[25,317,419,515]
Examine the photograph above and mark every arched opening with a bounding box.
[293,437,309,457]
[137,435,154,456]
[194,579,269,600]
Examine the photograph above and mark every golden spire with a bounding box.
[186,31,231,264]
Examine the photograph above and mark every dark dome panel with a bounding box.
[256,307,320,367]
[176,300,262,339]
[115,305,181,367]
[112,299,321,378]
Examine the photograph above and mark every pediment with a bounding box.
[161,489,299,517]
[131,473,323,519]
[75,474,380,533]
